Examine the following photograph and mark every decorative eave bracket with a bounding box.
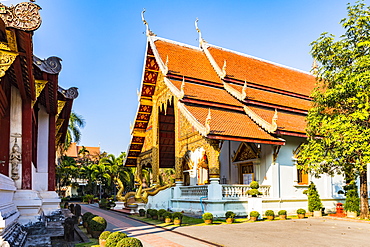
[244,106,278,134]
[0,2,42,31]
[178,102,211,137]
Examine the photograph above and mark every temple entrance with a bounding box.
[182,147,209,185]
[239,162,254,184]
[158,100,175,168]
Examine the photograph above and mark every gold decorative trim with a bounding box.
[0,50,17,77]
[147,36,168,75]
[56,100,66,118]
[34,79,48,100]
[0,2,42,31]
[223,81,245,101]
[178,102,209,137]
[55,119,64,133]
[164,77,183,99]
[5,30,17,52]
[243,106,278,133]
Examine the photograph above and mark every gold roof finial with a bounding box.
[180,76,185,98]
[242,80,247,100]
[312,58,318,74]
[205,108,212,134]
[141,9,156,37]
[221,60,227,77]
[271,109,278,131]
[195,18,206,47]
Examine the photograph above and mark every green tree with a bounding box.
[56,155,78,195]
[305,182,323,212]
[64,112,85,150]
[298,1,370,218]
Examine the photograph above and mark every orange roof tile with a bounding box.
[154,39,221,83]
[170,79,242,107]
[227,83,312,111]
[184,104,283,143]
[65,142,78,157]
[207,46,316,96]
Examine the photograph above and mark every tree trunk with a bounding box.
[359,168,369,219]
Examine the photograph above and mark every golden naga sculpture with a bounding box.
[115,169,175,204]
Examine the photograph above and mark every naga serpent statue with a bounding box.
[115,168,175,204]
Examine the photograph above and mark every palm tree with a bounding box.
[64,112,85,150]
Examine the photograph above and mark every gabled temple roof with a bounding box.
[125,33,316,166]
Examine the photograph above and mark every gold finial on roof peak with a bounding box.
[141,8,156,37]
[195,18,206,47]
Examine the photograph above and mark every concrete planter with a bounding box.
[313,210,322,217]
[346,211,357,218]
[279,215,287,220]
[297,214,305,219]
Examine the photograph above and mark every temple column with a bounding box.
[174,102,183,185]
[207,140,221,184]
[151,96,159,184]
[21,97,32,190]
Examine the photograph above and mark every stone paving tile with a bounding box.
[81,205,218,247]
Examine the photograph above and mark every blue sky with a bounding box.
[2,0,362,155]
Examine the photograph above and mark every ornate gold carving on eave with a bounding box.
[6,30,17,52]
[164,77,183,99]
[178,102,209,137]
[34,79,48,98]
[0,2,42,31]
[232,142,259,162]
[56,100,66,119]
[147,37,168,75]
[157,87,174,115]
[243,106,278,134]
[0,49,17,77]
[55,118,64,133]
[132,130,146,137]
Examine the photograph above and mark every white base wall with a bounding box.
[0,174,19,233]
[39,191,60,216]
[13,190,42,225]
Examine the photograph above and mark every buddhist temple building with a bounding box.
[0,2,78,243]
[125,17,346,216]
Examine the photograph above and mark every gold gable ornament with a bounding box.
[232,142,260,162]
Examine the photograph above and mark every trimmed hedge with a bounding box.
[116,237,143,247]
[106,231,128,247]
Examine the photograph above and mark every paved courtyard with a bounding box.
[82,205,370,247]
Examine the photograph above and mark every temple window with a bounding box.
[297,169,308,185]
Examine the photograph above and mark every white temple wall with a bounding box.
[9,86,22,189]
[33,105,49,192]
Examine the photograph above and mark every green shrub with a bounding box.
[82,212,93,223]
[306,182,323,212]
[344,180,360,213]
[297,208,306,214]
[249,181,260,189]
[249,211,260,218]
[247,189,262,196]
[99,231,111,240]
[202,212,213,220]
[225,211,235,219]
[265,210,274,216]
[106,232,128,247]
[139,209,146,216]
[89,216,107,232]
[149,209,158,217]
[116,237,143,247]
[83,194,94,203]
[158,209,167,217]
[173,212,183,220]
[278,210,287,215]
[163,212,173,219]
[146,209,153,217]
[87,214,98,226]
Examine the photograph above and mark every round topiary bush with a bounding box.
[99,231,111,240]
[278,210,287,215]
[249,181,260,189]
[225,211,235,219]
[158,209,167,217]
[173,212,183,220]
[163,211,173,219]
[106,232,128,247]
[265,210,275,216]
[249,211,260,218]
[82,212,93,223]
[87,214,98,227]
[116,237,143,247]
[89,216,107,232]
[150,209,158,217]
[202,212,213,220]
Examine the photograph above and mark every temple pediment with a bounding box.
[232,142,260,162]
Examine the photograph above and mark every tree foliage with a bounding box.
[297,1,370,218]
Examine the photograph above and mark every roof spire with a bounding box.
[180,76,185,98]
[205,108,212,134]
[311,58,318,74]
[271,109,278,131]
[195,18,206,47]
[141,9,156,37]
[221,60,227,77]
[242,80,247,99]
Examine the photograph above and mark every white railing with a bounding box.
[222,184,271,199]
[180,185,208,198]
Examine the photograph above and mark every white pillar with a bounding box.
[9,86,22,189]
